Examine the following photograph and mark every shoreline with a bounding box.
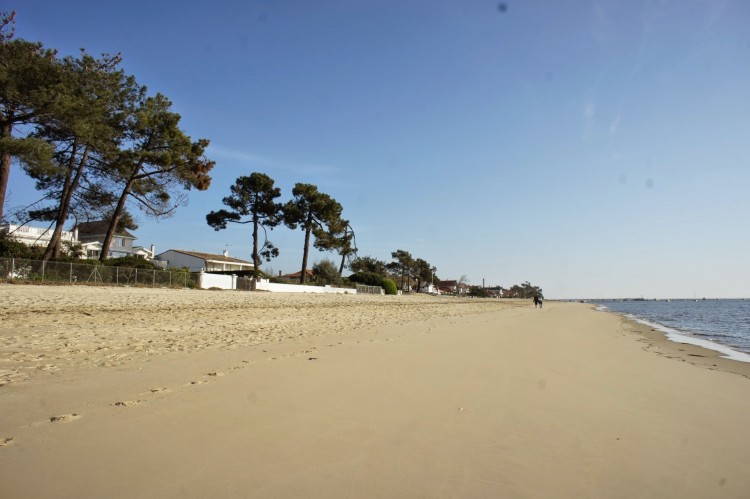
[590,305,750,379]
[2,285,750,497]
[619,314,750,379]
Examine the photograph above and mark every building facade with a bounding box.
[154,249,255,273]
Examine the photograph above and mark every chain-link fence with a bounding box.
[0,257,198,288]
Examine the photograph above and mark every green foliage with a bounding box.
[348,271,385,287]
[506,281,544,299]
[1,11,16,42]
[312,259,341,286]
[283,183,344,284]
[349,271,396,294]
[23,50,140,260]
[207,172,282,275]
[102,256,156,269]
[468,287,492,298]
[382,278,398,295]
[388,249,414,290]
[413,257,437,292]
[0,231,42,258]
[349,255,388,276]
[100,92,214,260]
[0,38,61,222]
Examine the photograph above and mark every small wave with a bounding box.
[629,317,750,363]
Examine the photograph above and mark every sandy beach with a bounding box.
[2,284,750,498]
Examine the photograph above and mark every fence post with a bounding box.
[70,262,73,283]
[11,258,14,281]
[42,260,45,282]
[116,267,119,286]
[152,269,155,287]
[169,271,172,287]
[135,268,138,285]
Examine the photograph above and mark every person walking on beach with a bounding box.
[533,295,543,309]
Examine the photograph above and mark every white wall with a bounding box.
[156,250,204,271]
[193,274,357,293]
[197,272,236,290]
[255,279,356,294]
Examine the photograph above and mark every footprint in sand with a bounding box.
[206,372,225,377]
[186,380,207,386]
[1,437,13,447]
[149,387,170,394]
[50,413,82,423]
[111,400,141,407]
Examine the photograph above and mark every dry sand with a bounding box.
[1,284,750,498]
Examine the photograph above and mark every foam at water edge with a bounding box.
[629,315,750,363]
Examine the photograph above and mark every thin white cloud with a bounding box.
[209,145,339,176]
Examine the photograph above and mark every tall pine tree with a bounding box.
[206,172,283,278]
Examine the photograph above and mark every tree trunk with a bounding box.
[299,211,313,285]
[100,175,134,261]
[0,120,12,223]
[338,226,348,276]
[42,142,89,262]
[252,209,259,279]
[339,252,346,276]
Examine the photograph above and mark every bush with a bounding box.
[349,272,385,287]
[468,287,491,298]
[102,256,157,269]
[312,259,341,286]
[0,232,44,259]
[349,272,398,294]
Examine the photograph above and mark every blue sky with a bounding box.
[4,0,749,298]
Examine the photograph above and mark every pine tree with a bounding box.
[206,173,283,278]
[0,37,60,222]
[283,183,344,284]
[100,93,214,260]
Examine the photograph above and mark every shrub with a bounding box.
[349,272,397,295]
[312,259,341,286]
[468,287,491,298]
[349,272,385,287]
[0,232,44,259]
[103,256,157,269]
[382,278,398,295]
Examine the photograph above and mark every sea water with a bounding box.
[593,299,750,363]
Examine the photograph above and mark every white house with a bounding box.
[154,249,255,273]
[0,223,76,247]
[74,220,137,259]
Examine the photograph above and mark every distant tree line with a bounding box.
[1,12,214,262]
[347,250,439,293]
[505,281,544,299]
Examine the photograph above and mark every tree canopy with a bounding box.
[206,172,282,277]
[99,93,214,260]
[506,281,544,299]
[0,36,60,222]
[2,25,214,262]
[283,183,344,284]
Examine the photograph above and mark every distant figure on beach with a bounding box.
[534,295,543,309]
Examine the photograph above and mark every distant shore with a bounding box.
[2,285,750,498]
